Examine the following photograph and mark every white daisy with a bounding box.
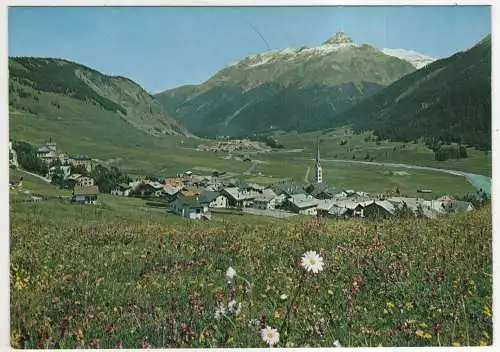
[228,299,237,313]
[235,302,242,316]
[226,267,237,280]
[214,303,226,320]
[333,340,342,347]
[261,326,280,346]
[300,251,324,273]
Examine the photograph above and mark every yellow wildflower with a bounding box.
[383,309,389,315]
[274,310,281,319]
[386,302,395,309]
[328,290,334,295]
[419,322,428,328]
[480,340,488,346]
[199,333,205,343]
[415,330,425,338]
[452,341,461,347]
[482,331,489,339]
[405,301,414,310]
[423,333,432,339]
[11,330,22,349]
[407,319,417,325]
[483,306,492,318]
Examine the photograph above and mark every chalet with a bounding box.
[322,200,364,218]
[284,194,318,215]
[162,185,182,201]
[253,189,279,210]
[199,190,228,209]
[111,183,132,196]
[316,199,337,214]
[169,195,207,219]
[72,185,99,204]
[326,206,351,218]
[221,187,257,208]
[271,182,306,197]
[187,175,211,187]
[307,183,340,199]
[146,182,165,197]
[361,200,396,219]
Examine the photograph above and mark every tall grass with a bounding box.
[9,196,492,348]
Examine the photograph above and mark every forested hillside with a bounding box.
[333,35,491,151]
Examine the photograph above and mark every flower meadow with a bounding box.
[9,198,492,348]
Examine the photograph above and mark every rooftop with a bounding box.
[199,190,220,203]
[73,185,99,196]
[69,154,91,161]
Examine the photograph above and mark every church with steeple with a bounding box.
[315,140,323,184]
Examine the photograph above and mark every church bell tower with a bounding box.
[315,140,323,184]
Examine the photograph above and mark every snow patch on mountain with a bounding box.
[241,42,359,68]
[224,31,436,71]
[381,48,436,69]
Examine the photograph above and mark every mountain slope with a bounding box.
[333,34,491,150]
[9,57,190,137]
[381,48,435,69]
[155,32,420,137]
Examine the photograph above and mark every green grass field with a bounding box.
[9,181,492,348]
[271,129,492,176]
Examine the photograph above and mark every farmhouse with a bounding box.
[319,200,363,218]
[199,190,228,209]
[111,183,132,197]
[169,195,207,219]
[221,187,257,208]
[72,185,98,204]
[360,200,396,219]
[162,185,182,201]
[271,181,306,197]
[253,189,279,210]
[284,194,318,215]
[307,182,339,199]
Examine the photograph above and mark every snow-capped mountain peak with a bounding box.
[381,48,436,69]
[225,32,435,71]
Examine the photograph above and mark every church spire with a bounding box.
[315,139,323,183]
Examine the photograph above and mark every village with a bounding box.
[9,139,484,220]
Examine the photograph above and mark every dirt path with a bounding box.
[304,166,310,183]
[18,168,52,183]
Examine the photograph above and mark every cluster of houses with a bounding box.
[13,139,479,218]
[196,139,266,153]
[36,138,93,174]
[105,168,476,220]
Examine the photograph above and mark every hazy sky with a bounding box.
[8,6,491,93]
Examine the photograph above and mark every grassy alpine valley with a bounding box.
[8,6,492,349]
